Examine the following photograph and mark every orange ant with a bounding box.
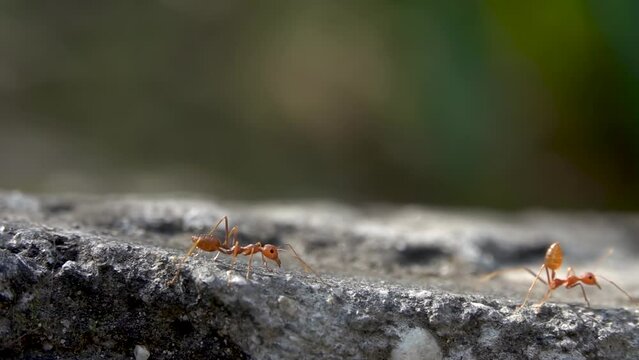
[168,216,325,285]
[225,238,326,285]
[517,243,635,308]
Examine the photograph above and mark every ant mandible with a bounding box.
[168,216,326,285]
[519,242,635,309]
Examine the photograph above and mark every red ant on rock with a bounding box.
[168,216,325,285]
[483,242,636,309]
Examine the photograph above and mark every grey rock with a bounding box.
[0,191,638,359]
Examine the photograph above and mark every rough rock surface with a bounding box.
[1,191,638,359]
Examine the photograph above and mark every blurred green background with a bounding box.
[1,1,639,209]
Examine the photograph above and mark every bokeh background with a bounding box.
[1,1,638,209]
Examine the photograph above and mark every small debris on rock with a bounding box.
[134,344,150,360]
[226,270,248,285]
[391,327,442,360]
[277,295,298,317]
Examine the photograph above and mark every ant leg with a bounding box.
[480,267,548,285]
[246,251,256,279]
[168,239,202,285]
[226,255,239,286]
[261,252,272,271]
[567,282,591,307]
[226,225,239,248]
[205,215,237,249]
[536,288,554,308]
[531,266,562,308]
[518,264,546,309]
[548,267,556,283]
[532,267,555,308]
[246,242,262,279]
[206,216,228,238]
[226,237,241,286]
[565,266,595,306]
[230,251,239,271]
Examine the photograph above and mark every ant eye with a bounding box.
[270,249,275,253]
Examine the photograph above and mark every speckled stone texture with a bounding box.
[1,191,638,359]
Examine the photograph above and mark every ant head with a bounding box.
[582,272,601,289]
[191,235,200,243]
[262,244,281,267]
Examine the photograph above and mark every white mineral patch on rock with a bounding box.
[391,327,442,360]
[134,344,150,360]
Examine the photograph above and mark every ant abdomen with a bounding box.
[544,243,563,270]
[192,234,222,252]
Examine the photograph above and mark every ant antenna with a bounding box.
[598,274,636,303]
[589,248,636,303]
[282,244,328,286]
